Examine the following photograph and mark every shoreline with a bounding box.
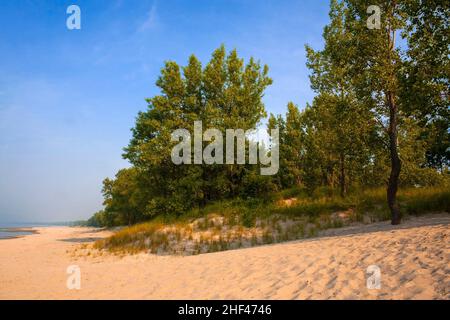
[0,213,448,299]
[0,227,39,240]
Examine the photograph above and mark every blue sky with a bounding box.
[0,0,329,223]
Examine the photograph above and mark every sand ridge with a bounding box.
[0,214,448,299]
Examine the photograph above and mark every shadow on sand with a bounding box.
[313,213,450,241]
[58,237,104,243]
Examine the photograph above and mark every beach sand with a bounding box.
[0,214,448,299]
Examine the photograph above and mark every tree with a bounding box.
[401,0,449,171]
[101,168,149,225]
[305,0,377,197]
[268,103,303,189]
[118,46,272,218]
[344,0,449,224]
[351,1,404,224]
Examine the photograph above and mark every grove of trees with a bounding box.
[88,0,449,227]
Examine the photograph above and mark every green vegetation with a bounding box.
[85,0,448,254]
[93,186,449,255]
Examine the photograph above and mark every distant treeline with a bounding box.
[86,0,449,228]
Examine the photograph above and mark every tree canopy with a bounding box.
[88,1,449,227]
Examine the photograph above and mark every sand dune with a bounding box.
[0,214,448,299]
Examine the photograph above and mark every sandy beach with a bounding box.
[0,214,448,300]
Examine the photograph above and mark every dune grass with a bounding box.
[93,185,449,255]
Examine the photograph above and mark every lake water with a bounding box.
[0,229,35,239]
[0,223,47,239]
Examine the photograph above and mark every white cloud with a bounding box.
[138,2,158,32]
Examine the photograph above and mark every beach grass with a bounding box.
[93,185,450,255]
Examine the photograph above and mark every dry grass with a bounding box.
[93,185,449,255]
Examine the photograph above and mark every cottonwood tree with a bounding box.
[305,0,377,197]
[401,0,449,171]
[120,46,272,217]
[268,102,304,189]
[344,0,448,224]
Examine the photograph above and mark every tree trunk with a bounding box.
[339,152,346,197]
[387,92,401,225]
